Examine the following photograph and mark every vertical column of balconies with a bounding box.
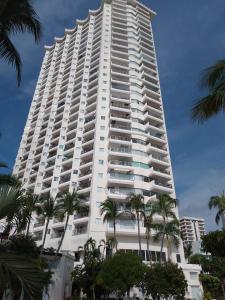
[85,3,112,241]
[20,45,61,193]
[47,28,84,199]
[32,38,71,195]
[108,0,134,206]
[70,17,96,198]
[28,38,74,244]
[13,51,51,180]
[134,5,173,197]
[78,12,103,194]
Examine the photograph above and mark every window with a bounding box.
[176,254,181,263]
[95,218,102,225]
[98,160,104,165]
[73,170,78,174]
[96,202,101,208]
[100,136,105,141]
[99,148,104,152]
[97,187,103,192]
[98,173,103,178]
[190,272,198,280]
[54,177,59,181]
[101,116,105,120]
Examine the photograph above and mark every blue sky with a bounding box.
[0,0,225,231]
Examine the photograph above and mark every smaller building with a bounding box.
[180,216,206,245]
[42,252,74,300]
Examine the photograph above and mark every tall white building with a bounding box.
[180,217,206,245]
[13,0,202,297]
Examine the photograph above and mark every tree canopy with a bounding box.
[144,262,187,300]
[98,251,145,297]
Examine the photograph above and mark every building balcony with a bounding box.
[73,225,88,236]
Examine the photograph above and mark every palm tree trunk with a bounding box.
[20,287,24,300]
[146,229,152,264]
[221,281,225,300]
[26,216,31,236]
[92,286,95,300]
[113,219,117,251]
[41,218,49,254]
[137,213,142,255]
[56,215,69,254]
[160,220,166,264]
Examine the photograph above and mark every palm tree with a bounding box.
[100,199,120,251]
[209,192,225,228]
[143,210,157,263]
[154,220,180,262]
[126,193,145,254]
[0,254,49,298]
[55,190,89,254]
[22,193,41,236]
[191,60,225,122]
[0,184,27,235]
[151,194,178,263]
[37,194,59,252]
[0,0,42,85]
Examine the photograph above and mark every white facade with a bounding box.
[13,0,202,298]
[180,216,206,244]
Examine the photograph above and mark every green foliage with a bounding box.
[0,235,51,299]
[55,190,89,254]
[72,239,105,299]
[191,60,225,122]
[201,230,225,257]
[200,274,221,298]
[203,291,213,300]
[208,193,225,226]
[144,262,187,300]
[0,0,42,85]
[98,251,145,296]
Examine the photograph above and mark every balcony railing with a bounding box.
[110,147,131,153]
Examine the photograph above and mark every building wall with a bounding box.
[180,217,206,244]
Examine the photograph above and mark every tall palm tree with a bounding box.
[151,194,178,263]
[143,210,157,263]
[0,0,42,85]
[22,193,41,236]
[191,60,225,122]
[37,194,59,252]
[55,191,89,254]
[209,192,225,228]
[126,193,145,254]
[100,198,121,251]
[154,220,180,262]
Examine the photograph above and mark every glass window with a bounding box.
[190,272,198,280]
[99,160,104,165]
[95,218,102,225]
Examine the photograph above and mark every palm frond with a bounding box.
[200,60,225,89]
[0,33,22,85]
[191,91,225,123]
[0,253,48,298]
[4,0,42,42]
